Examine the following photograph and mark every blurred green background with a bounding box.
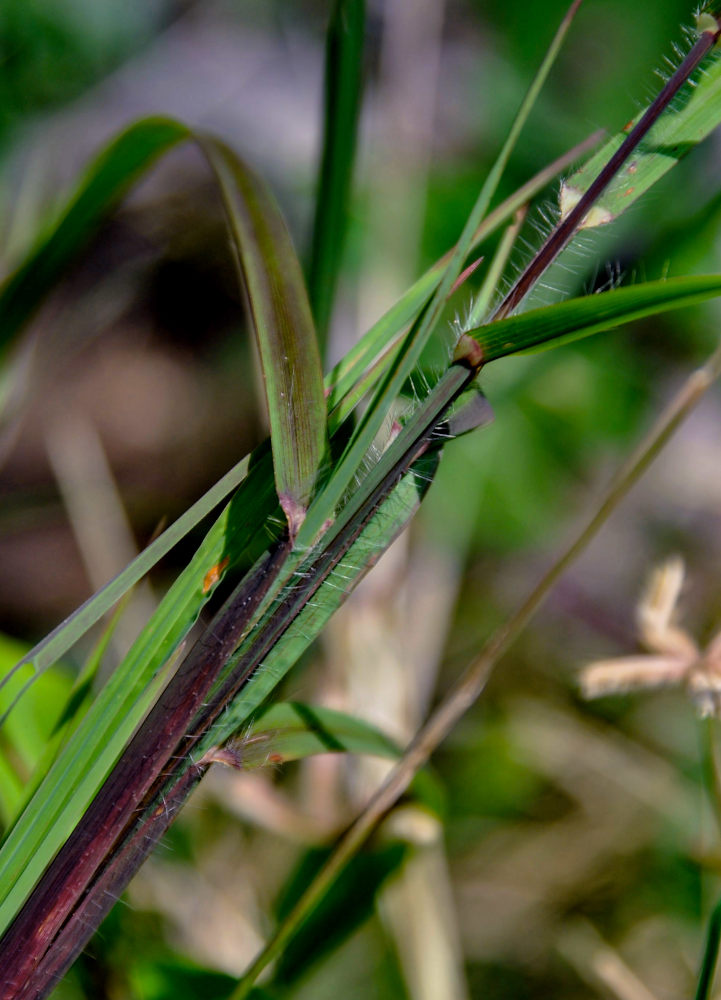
[2,1,721,998]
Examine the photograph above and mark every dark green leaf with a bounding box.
[308,0,365,345]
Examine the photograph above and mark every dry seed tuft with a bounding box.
[579,557,721,716]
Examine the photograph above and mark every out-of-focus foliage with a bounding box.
[0,0,168,147]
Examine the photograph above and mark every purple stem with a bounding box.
[492,19,721,321]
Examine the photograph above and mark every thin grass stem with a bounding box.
[467,205,528,327]
[700,718,721,841]
[695,894,721,1000]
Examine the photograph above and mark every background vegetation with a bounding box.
[1,1,721,997]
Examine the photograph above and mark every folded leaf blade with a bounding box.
[200,139,328,539]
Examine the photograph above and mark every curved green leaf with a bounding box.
[199,138,328,540]
[0,118,329,702]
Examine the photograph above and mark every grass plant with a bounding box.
[1,3,721,997]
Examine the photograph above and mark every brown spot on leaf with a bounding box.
[202,557,229,594]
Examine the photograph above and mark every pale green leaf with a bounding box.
[560,39,721,227]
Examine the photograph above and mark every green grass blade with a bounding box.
[0,455,250,710]
[242,701,400,765]
[199,138,328,539]
[467,275,721,360]
[296,0,584,549]
[0,452,280,933]
[0,118,189,351]
[308,0,365,346]
[561,29,721,229]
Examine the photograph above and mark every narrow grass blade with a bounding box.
[296,0,584,549]
[467,275,721,361]
[199,138,328,539]
[0,122,329,704]
[561,25,721,229]
[0,114,326,701]
[308,0,365,345]
[467,206,527,326]
[0,455,250,709]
